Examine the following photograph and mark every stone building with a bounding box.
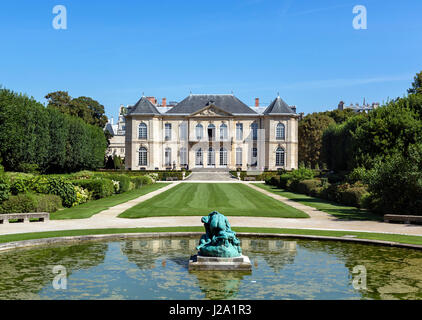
[105,105,127,159]
[124,94,299,171]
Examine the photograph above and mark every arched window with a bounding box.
[251,147,258,166]
[196,148,203,166]
[139,147,147,166]
[208,124,215,141]
[276,123,285,140]
[138,123,147,139]
[220,123,228,141]
[219,147,228,166]
[179,122,187,141]
[236,123,243,140]
[164,123,172,140]
[251,123,258,140]
[165,147,172,166]
[208,147,215,166]
[276,147,285,166]
[236,147,242,166]
[180,147,187,166]
[196,124,203,140]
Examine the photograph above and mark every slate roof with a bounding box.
[165,94,257,115]
[263,96,295,114]
[127,96,161,115]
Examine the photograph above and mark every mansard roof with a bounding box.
[165,94,257,115]
[127,96,160,115]
[263,96,295,115]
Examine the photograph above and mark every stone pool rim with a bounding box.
[1,232,422,253]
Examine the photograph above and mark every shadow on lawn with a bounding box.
[264,186,382,222]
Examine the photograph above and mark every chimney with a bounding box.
[146,97,158,105]
[290,105,297,113]
[255,98,259,107]
[162,98,167,107]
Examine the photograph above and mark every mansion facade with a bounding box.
[125,94,299,171]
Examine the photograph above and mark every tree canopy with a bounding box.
[45,91,108,128]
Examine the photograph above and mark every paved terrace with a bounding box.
[1,177,422,237]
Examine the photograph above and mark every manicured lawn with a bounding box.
[1,227,422,246]
[255,183,382,221]
[50,183,170,220]
[118,183,309,219]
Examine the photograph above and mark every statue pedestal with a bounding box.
[188,255,252,271]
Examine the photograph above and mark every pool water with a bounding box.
[0,236,421,300]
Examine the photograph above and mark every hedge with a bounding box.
[72,178,114,199]
[130,176,153,188]
[0,193,62,214]
[0,174,10,203]
[0,88,107,174]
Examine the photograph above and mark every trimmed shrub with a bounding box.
[108,174,131,193]
[0,193,62,213]
[0,193,37,213]
[33,194,63,213]
[72,178,114,199]
[130,176,153,188]
[294,179,322,196]
[279,174,291,189]
[339,186,370,208]
[0,174,10,203]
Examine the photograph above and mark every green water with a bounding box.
[0,237,421,300]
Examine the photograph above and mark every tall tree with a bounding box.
[45,91,108,128]
[408,71,422,95]
[298,113,336,168]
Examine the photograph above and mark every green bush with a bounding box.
[339,187,370,208]
[10,177,30,195]
[278,174,291,188]
[33,194,63,212]
[0,193,62,213]
[72,178,114,199]
[46,177,78,207]
[0,193,37,213]
[130,176,153,188]
[289,167,315,183]
[294,179,322,196]
[108,174,131,193]
[0,174,10,203]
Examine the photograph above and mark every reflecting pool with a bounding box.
[0,236,421,300]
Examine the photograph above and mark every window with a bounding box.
[165,148,172,166]
[220,123,228,141]
[236,123,243,140]
[180,147,187,166]
[276,147,285,166]
[251,147,257,166]
[196,148,203,166]
[276,123,285,140]
[165,123,172,140]
[138,123,147,139]
[179,122,187,141]
[236,147,242,165]
[208,124,215,141]
[208,148,215,166]
[196,124,203,140]
[251,123,258,140]
[139,147,147,166]
[219,147,227,166]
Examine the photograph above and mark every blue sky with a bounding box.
[1,0,421,120]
